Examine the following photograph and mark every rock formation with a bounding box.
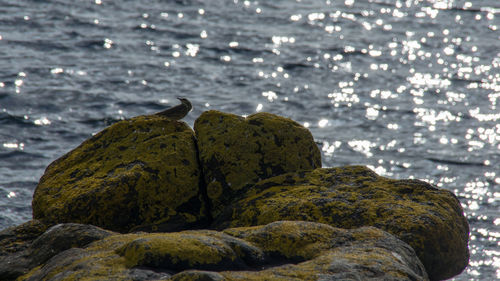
[0,110,469,281]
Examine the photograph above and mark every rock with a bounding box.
[194,110,321,218]
[4,110,468,280]
[170,270,225,281]
[16,221,427,281]
[18,232,173,281]
[218,221,428,280]
[29,223,114,265]
[213,166,469,281]
[0,221,112,280]
[117,231,265,271]
[32,116,208,233]
[0,220,49,280]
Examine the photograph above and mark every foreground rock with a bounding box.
[12,221,427,281]
[0,220,112,280]
[0,220,49,279]
[32,116,208,233]
[194,110,321,218]
[212,166,469,280]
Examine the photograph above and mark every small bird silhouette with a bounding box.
[155,97,192,120]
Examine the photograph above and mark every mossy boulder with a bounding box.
[17,221,427,281]
[32,116,208,233]
[213,166,469,281]
[194,110,321,218]
[218,221,428,281]
[0,221,112,280]
[117,231,265,271]
[0,220,49,280]
[4,109,468,280]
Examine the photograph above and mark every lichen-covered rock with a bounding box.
[5,110,466,280]
[194,110,321,218]
[18,231,173,281]
[32,116,208,233]
[170,270,225,281]
[117,231,265,272]
[0,221,112,280]
[18,221,427,281]
[213,166,469,281]
[0,220,48,253]
[221,220,428,281]
[0,220,49,280]
[29,223,114,264]
[215,221,427,280]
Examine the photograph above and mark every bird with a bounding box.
[155,97,192,120]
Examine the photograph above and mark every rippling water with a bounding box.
[0,0,498,279]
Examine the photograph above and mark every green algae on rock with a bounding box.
[0,220,50,280]
[213,166,469,281]
[32,116,208,233]
[216,221,428,281]
[4,110,469,280]
[116,231,264,271]
[194,110,321,218]
[0,221,113,281]
[16,221,427,281]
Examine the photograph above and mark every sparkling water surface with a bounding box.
[0,0,499,279]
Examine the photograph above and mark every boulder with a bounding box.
[194,110,321,218]
[0,221,112,280]
[212,166,469,281]
[219,221,428,281]
[16,221,427,281]
[0,220,49,280]
[32,116,208,233]
[2,109,468,280]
